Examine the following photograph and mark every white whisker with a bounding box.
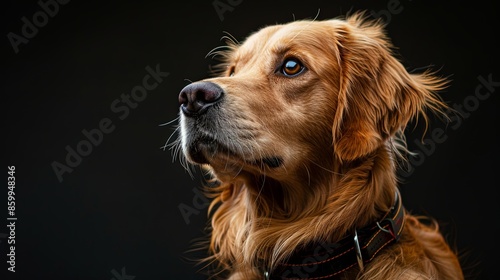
[158,116,180,127]
[161,126,180,151]
[221,31,239,45]
[206,45,232,59]
[289,8,321,42]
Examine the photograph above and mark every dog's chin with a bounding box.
[185,142,211,165]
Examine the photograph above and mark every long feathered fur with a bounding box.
[177,11,463,279]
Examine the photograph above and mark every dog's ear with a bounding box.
[330,14,448,161]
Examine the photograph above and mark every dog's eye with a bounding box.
[281,58,304,77]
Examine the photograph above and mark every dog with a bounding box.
[174,12,463,279]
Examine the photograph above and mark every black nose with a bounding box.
[178,81,224,116]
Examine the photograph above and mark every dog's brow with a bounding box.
[273,44,292,56]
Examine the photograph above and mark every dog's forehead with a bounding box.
[238,20,338,57]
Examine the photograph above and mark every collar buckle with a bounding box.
[353,229,364,272]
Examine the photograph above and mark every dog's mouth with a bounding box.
[186,135,283,169]
[186,135,230,165]
[186,140,211,165]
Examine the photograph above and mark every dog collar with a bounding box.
[265,190,405,280]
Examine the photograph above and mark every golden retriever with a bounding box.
[175,12,463,279]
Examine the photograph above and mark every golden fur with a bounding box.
[176,12,463,279]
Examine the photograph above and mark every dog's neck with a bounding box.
[208,145,398,274]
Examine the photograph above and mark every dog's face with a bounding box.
[178,16,444,184]
[179,20,342,182]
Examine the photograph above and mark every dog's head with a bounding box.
[177,13,447,185]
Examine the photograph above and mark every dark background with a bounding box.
[2,0,499,279]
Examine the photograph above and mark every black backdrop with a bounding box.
[2,1,499,279]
